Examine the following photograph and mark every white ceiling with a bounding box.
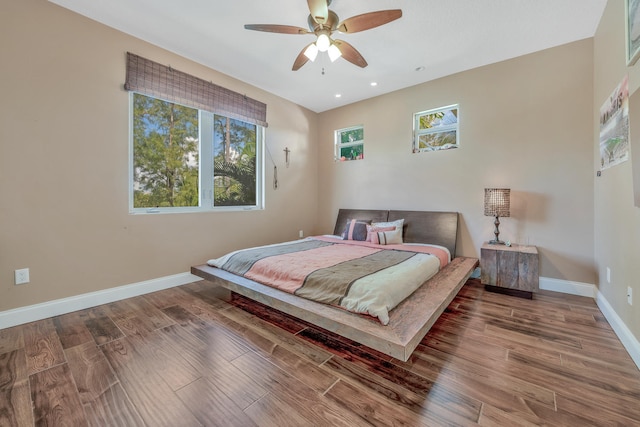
[50,0,606,113]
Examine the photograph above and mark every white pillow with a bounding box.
[375,227,403,245]
[372,218,404,230]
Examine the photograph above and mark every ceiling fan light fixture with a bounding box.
[304,43,319,61]
[316,33,331,52]
[328,43,342,62]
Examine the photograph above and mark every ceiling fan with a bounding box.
[244,0,402,71]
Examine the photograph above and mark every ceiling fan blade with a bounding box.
[307,0,329,25]
[292,44,313,71]
[244,24,309,35]
[337,9,402,33]
[333,40,368,68]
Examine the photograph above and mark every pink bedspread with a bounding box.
[208,237,448,325]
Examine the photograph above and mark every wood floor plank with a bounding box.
[507,349,640,420]
[155,324,268,409]
[161,304,250,361]
[555,392,640,426]
[233,350,370,427]
[417,345,557,408]
[0,326,24,355]
[176,377,258,427]
[428,320,564,366]
[244,392,316,427]
[82,383,145,427]
[112,296,176,331]
[180,281,233,307]
[120,331,201,392]
[325,379,433,427]
[296,326,394,362]
[0,349,33,427]
[83,315,124,346]
[323,354,482,425]
[100,338,201,427]
[30,363,88,426]
[221,305,333,364]
[64,341,118,404]
[230,293,313,334]
[23,319,66,375]
[403,348,545,417]
[52,311,95,350]
[478,403,543,426]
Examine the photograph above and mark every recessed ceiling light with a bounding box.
[370,82,378,87]
[335,94,342,98]
[415,66,425,72]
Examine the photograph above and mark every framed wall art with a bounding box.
[626,0,640,65]
[599,75,629,171]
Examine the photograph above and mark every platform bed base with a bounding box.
[191,257,478,362]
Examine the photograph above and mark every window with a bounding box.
[335,126,364,161]
[130,93,263,213]
[413,105,459,153]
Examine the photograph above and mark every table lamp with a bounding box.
[484,188,510,245]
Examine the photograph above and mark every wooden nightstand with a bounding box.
[480,242,539,298]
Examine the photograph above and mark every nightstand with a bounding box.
[480,242,539,298]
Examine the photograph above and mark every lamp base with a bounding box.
[488,239,506,245]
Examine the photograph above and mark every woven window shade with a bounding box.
[124,52,268,128]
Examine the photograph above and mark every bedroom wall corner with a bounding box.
[593,0,640,352]
[317,39,595,286]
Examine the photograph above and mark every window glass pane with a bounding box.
[133,93,199,208]
[418,131,457,151]
[418,108,458,130]
[213,116,257,206]
[338,127,363,144]
[339,144,364,160]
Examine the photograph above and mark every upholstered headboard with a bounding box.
[333,209,459,256]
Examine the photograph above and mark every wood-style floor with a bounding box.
[1,279,639,426]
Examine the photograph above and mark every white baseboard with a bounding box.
[539,276,596,298]
[0,272,203,330]
[539,276,639,370]
[596,292,640,370]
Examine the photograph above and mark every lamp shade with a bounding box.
[484,188,510,217]
[327,43,342,62]
[316,33,330,52]
[304,43,319,61]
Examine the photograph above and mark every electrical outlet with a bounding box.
[606,267,611,284]
[299,230,304,238]
[628,287,633,305]
[15,268,29,285]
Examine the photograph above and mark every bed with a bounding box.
[191,209,478,361]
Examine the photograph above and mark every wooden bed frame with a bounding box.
[191,209,478,361]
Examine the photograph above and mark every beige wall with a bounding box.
[594,0,640,343]
[0,0,319,311]
[317,40,595,284]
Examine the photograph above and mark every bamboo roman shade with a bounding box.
[124,52,268,127]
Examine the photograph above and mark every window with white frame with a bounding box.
[413,104,459,153]
[130,93,264,213]
[125,53,266,214]
[335,125,364,161]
